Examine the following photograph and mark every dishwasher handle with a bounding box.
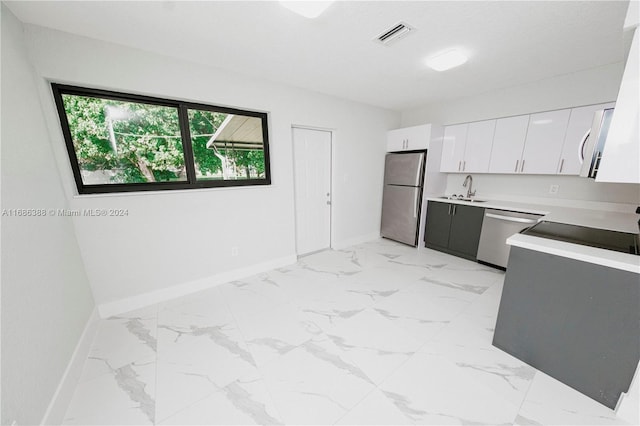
[485,212,539,224]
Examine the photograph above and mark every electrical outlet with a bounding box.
[231,247,239,256]
[549,184,559,194]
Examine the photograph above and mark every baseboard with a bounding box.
[41,307,100,425]
[331,233,381,250]
[97,254,298,318]
[615,361,639,424]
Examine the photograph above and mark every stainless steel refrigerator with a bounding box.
[380,152,426,246]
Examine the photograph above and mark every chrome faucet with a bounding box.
[463,174,476,198]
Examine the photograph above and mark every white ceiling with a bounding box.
[5,0,631,111]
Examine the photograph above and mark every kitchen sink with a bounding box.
[438,196,487,203]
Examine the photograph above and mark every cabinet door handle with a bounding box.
[452,204,456,215]
[448,204,452,215]
[515,160,519,172]
[520,160,525,172]
[463,161,466,171]
[458,161,462,171]
[559,158,565,173]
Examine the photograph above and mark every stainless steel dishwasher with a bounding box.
[477,209,542,268]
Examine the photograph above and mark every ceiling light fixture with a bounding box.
[425,49,469,72]
[280,1,334,19]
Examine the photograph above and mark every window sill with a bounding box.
[72,182,280,199]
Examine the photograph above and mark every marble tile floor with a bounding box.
[63,239,630,425]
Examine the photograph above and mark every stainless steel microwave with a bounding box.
[579,108,614,178]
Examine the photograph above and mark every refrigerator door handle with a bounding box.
[415,154,424,185]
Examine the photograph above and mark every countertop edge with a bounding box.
[507,234,640,274]
[424,196,548,214]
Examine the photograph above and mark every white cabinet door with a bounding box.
[440,123,468,172]
[597,29,639,183]
[386,125,430,152]
[386,128,407,152]
[521,109,571,174]
[559,103,615,175]
[404,124,430,150]
[488,115,529,173]
[463,120,496,172]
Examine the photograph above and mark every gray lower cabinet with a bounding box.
[493,246,640,409]
[424,201,484,260]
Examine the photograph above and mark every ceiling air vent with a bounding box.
[375,22,415,45]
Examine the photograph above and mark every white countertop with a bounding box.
[507,233,640,274]
[425,196,639,233]
[426,196,640,273]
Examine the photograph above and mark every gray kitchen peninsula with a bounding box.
[493,221,639,410]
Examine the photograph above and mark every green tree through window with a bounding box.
[53,84,270,194]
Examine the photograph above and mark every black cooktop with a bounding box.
[521,221,639,256]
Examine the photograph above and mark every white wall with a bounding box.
[0,6,95,425]
[401,62,640,206]
[401,63,624,126]
[22,24,399,310]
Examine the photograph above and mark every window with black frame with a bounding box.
[51,84,271,194]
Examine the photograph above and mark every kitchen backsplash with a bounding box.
[445,174,640,212]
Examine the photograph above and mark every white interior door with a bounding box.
[293,127,332,255]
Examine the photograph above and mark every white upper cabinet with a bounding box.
[558,102,615,175]
[463,120,496,173]
[387,124,431,152]
[597,28,639,183]
[386,128,407,152]
[520,109,571,174]
[440,120,495,173]
[488,115,529,173]
[440,123,468,172]
[437,103,625,176]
